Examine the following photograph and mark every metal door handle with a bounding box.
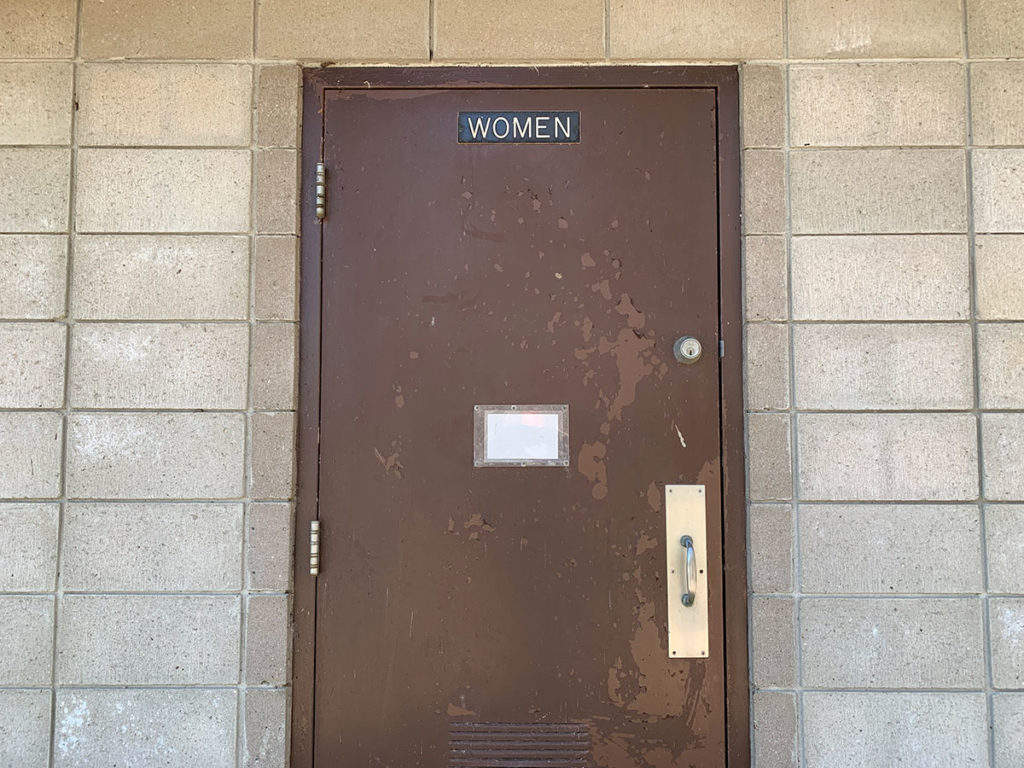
[681,535,696,607]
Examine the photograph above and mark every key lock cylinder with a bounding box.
[673,335,703,364]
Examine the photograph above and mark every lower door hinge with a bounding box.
[315,162,326,221]
[309,520,320,576]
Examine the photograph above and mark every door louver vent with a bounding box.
[448,722,590,767]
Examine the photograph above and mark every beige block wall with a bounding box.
[0,1,1022,766]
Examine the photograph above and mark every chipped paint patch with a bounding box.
[374,446,404,478]
[591,279,612,301]
[646,481,663,512]
[636,534,658,556]
[614,293,646,330]
[447,702,477,717]
[578,440,608,500]
[602,328,656,421]
[673,423,686,448]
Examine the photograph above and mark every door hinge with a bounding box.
[315,162,326,221]
[309,519,320,576]
[719,339,725,357]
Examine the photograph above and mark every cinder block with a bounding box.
[252,323,297,410]
[791,235,970,321]
[0,235,66,320]
[0,596,53,685]
[745,323,789,411]
[791,149,967,234]
[436,0,603,61]
[747,413,792,502]
[70,323,249,409]
[255,149,298,235]
[72,235,248,321]
[751,691,797,768]
[0,412,62,499]
[804,692,987,768]
[0,0,76,58]
[974,150,1024,234]
[790,62,965,147]
[994,694,1024,766]
[246,594,290,685]
[0,63,73,145]
[257,0,427,60]
[0,690,49,768]
[798,413,978,501]
[743,236,788,322]
[742,150,786,235]
[0,503,59,591]
[66,413,245,499]
[0,235,66,319]
[243,689,288,768]
[57,595,240,685]
[248,502,293,591]
[977,236,1024,320]
[979,324,1024,408]
[751,597,796,688]
[610,0,783,59]
[250,412,296,500]
[80,0,252,59]
[741,65,785,149]
[54,689,236,768]
[257,65,300,148]
[793,323,974,409]
[801,505,982,594]
[789,0,963,57]
[984,414,1024,501]
[77,63,251,147]
[988,506,1024,594]
[749,504,793,594]
[802,598,984,687]
[992,599,1024,688]
[972,63,1024,146]
[62,503,243,591]
[0,148,70,232]
[0,322,66,408]
[968,0,1024,57]
[76,149,250,233]
[254,236,298,321]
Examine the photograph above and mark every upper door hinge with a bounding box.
[315,162,326,221]
[309,519,321,576]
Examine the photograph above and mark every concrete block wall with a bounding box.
[1,3,298,767]
[0,1,1021,766]
[736,3,1024,766]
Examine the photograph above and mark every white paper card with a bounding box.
[485,412,560,460]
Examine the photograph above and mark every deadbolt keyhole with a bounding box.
[673,336,703,364]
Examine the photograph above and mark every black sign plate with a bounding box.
[458,111,580,144]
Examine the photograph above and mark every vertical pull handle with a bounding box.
[309,520,320,576]
[681,535,696,607]
[666,486,708,657]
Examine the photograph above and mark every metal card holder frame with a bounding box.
[473,404,570,467]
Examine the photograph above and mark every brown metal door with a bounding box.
[311,77,732,768]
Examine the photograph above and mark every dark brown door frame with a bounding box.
[292,65,748,767]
